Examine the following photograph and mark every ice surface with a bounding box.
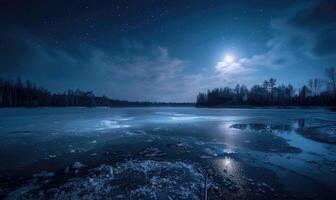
[139,147,166,158]
[72,162,85,169]
[1,107,336,199]
[7,160,204,200]
[33,171,55,179]
[97,120,130,130]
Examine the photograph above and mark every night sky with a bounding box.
[1,0,335,102]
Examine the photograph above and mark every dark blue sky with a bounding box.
[1,0,335,102]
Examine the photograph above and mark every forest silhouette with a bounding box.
[197,67,336,107]
[1,67,335,108]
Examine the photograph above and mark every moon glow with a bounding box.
[224,54,235,63]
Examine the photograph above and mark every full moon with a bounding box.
[224,54,235,63]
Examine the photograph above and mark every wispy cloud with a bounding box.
[1,0,335,102]
[215,59,255,75]
[0,34,206,101]
[214,0,336,86]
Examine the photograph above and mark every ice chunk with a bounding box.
[64,167,70,174]
[125,130,146,136]
[33,171,55,179]
[97,120,130,130]
[139,147,166,158]
[202,148,218,158]
[72,162,85,169]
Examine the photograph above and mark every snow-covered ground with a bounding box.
[0,107,336,199]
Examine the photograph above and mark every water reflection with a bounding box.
[229,118,336,144]
[229,123,291,132]
[297,118,305,129]
[217,157,241,178]
[295,118,336,144]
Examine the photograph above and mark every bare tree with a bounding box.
[268,78,277,90]
[308,78,322,95]
[325,66,336,94]
[262,78,276,92]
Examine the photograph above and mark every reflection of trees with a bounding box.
[230,123,291,132]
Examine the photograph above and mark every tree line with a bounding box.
[0,77,192,107]
[196,66,336,107]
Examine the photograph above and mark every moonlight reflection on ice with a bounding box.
[217,157,241,179]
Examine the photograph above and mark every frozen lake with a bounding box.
[0,107,336,199]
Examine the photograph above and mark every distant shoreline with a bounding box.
[196,105,336,111]
[0,105,335,111]
[0,104,195,109]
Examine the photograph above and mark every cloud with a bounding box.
[3,0,335,102]
[0,32,207,102]
[312,31,336,56]
[215,59,255,75]
[290,0,336,29]
[214,0,336,82]
[85,45,197,101]
[288,0,336,56]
